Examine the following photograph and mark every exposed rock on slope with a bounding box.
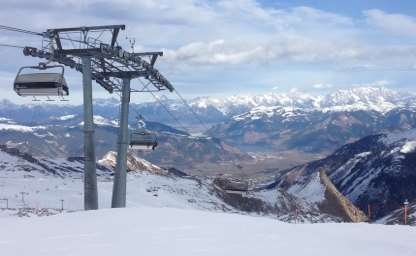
[250,166,367,222]
[98,151,166,175]
[319,169,368,222]
[212,173,363,223]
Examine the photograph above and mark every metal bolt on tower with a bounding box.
[17,25,174,209]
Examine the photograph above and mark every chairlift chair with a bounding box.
[129,116,158,150]
[13,64,69,98]
[130,128,158,150]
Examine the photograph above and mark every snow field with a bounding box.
[0,207,415,256]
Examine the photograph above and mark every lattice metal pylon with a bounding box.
[21,25,175,209]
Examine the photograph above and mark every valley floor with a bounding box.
[0,206,415,256]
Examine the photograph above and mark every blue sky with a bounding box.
[262,0,416,17]
[0,0,415,104]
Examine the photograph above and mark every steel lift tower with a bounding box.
[20,25,174,209]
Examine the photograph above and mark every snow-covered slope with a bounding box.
[0,146,231,212]
[0,207,415,256]
[0,146,350,222]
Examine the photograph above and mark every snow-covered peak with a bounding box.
[190,86,414,115]
[233,106,305,121]
[190,91,320,114]
[321,87,405,112]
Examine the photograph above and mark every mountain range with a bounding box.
[1,85,415,170]
[0,115,250,168]
[1,86,415,126]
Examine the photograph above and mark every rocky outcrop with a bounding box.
[319,169,368,223]
[213,176,250,191]
[98,151,167,175]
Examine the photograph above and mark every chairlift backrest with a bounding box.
[13,65,69,97]
[129,128,158,150]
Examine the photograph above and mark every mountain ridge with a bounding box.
[1,86,415,126]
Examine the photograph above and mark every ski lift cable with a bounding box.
[0,43,26,49]
[173,88,210,131]
[147,90,191,134]
[0,25,43,36]
[137,78,190,133]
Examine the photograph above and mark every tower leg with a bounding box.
[82,56,98,210]
[112,78,131,208]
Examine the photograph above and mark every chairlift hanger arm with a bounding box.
[46,25,125,53]
[111,27,121,48]
[22,46,116,93]
[20,24,174,94]
[46,25,125,34]
[133,52,163,66]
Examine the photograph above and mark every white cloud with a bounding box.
[1,1,416,99]
[163,36,367,65]
[0,1,412,69]
[364,9,416,36]
[352,80,393,88]
[164,40,264,65]
[313,83,333,89]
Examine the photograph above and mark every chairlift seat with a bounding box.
[13,65,69,97]
[130,129,158,150]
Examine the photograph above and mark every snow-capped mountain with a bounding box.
[1,86,414,127]
[320,87,413,112]
[190,86,416,115]
[268,129,416,220]
[1,86,415,165]
[207,104,416,153]
[0,116,250,168]
[190,91,321,116]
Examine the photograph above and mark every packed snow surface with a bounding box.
[0,207,415,256]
